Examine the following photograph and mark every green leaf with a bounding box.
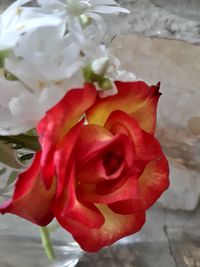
[0,141,24,169]
[6,171,18,187]
[0,134,41,151]
[0,168,7,175]
[0,170,18,196]
[19,153,34,162]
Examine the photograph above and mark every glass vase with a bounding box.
[0,214,83,267]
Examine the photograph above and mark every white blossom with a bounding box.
[0,0,135,135]
[37,0,129,43]
[0,76,67,135]
[0,0,62,49]
[5,24,82,89]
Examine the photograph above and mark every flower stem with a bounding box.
[40,227,56,261]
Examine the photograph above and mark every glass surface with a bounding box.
[0,235,82,267]
[0,214,83,267]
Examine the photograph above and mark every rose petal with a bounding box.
[76,174,139,204]
[74,124,113,163]
[54,120,84,196]
[54,163,105,229]
[109,154,169,214]
[138,154,169,209]
[104,110,144,156]
[87,81,161,134]
[37,83,97,189]
[75,128,134,183]
[58,205,145,252]
[0,152,55,226]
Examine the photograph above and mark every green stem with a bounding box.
[0,134,41,151]
[40,227,56,261]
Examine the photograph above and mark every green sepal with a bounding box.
[98,78,113,90]
[0,168,7,175]
[0,49,11,68]
[82,64,102,83]
[0,134,41,152]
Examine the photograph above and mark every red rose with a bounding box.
[0,81,169,252]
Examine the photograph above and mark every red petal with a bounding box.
[75,128,134,183]
[54,162,105,229]
[76,175,139,204]
[87,81,160,135]
[74,124,113,164]
[37,83,97,189]
[109,154,169,214]
[0,153,56,226]
[103,112,169,213]
[54,120,84,196]
[104,110,144,156]
[57,205,145,252]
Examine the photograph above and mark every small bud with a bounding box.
[91,57,109,77]
[98,78,113,90]
[79,14,92,29]
[82,64,101,83]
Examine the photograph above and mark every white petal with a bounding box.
[92,6,130,14]
[16,16,62,33]
[0,77,27,105]
[0,84,65,135]
[1,1,33,31]
[116,70,137,81]
[0,32,20,49]
[92,57,109,75]
[2,0,32,19]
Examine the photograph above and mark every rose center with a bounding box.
[103,150,124,176]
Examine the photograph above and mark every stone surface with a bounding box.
[77,206,200,267]
[77,242,176,267]
[117,0,200,44]
[112,35,200,211]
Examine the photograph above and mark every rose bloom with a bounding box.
[0,81,169,252]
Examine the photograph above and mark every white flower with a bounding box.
[0,0,134,135]
[37,0,129,16]
[0,20,85,135]
[0,0,62,49]
[5,23,82,89]
[37,0,129,43]
[0,76,67,135]
[82,43,136,96]
[0,19,85,135]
